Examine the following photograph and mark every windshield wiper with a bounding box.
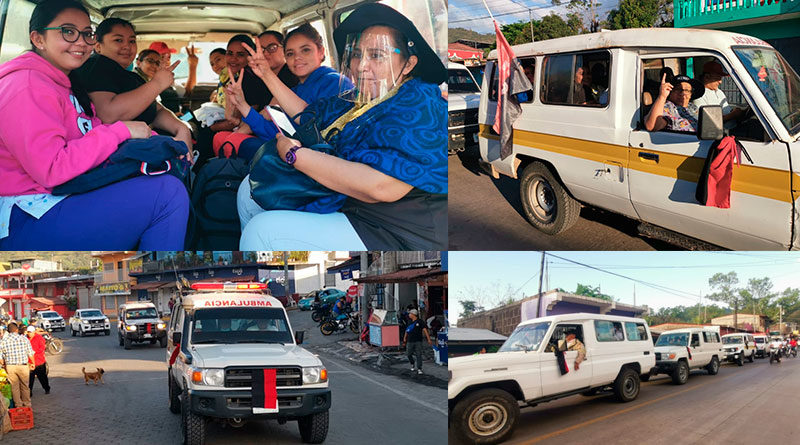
[191,340,224,344]
[234,340,284,344]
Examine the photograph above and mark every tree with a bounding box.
[537,14,577,41]
[459,300,484,319]
[574,283,614,301]
[501,22,533,45]
[707,272,744,329]
[606,0,659,30]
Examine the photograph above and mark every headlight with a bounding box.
[125,325,137,332]
[157,323,166,330]
[302,366,328,384]
[666,352,676,360]
[191,368,224,386]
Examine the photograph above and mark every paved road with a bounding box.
[451,355,800,445]
[448,147,677,250]
[13,321,446,444]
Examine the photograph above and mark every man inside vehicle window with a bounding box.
[644,73,703,132]
[558,330,586,370]
[572,65,591,105]
[693,61,746,128]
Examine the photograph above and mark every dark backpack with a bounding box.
[185,142,249,249]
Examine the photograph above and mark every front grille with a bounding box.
[225,368,302,388]
[655,353,661,360]
[226,396,303,410]
[89,319,104,326]
[448,109,479,128]
[136,323,155,334]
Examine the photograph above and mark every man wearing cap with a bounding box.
[693,61,746,128]
[26,325,50,395]
[149,42,198,110]
[0,323,35,407]
[645,72,704,133]
[403,309,432,375]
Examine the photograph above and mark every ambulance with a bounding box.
[166,282,330,444]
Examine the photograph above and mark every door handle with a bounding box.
[638,152,659,163]
[644,351,650,355]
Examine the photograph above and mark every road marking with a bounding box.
[514,375,733,444]
[323,357,447,416]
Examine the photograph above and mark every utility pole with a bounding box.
[282,251,289,305]
[510,0,535,42]
[536,251,545,318]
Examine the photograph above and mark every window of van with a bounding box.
[0,0,35,64]
[595,320,624,342]
[703,332,719,343]
[624,322,648,341]
[545,324,585,351]
[541,51,610,107]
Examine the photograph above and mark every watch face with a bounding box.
[286,149,297,165]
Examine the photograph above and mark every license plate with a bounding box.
[143,333,152,338]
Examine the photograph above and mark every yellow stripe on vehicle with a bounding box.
[479,124,797,203]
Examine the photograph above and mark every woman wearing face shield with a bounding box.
[238,3,447,250]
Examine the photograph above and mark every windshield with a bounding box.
[191,307,293,345]
[734,47,800,135]
[498,322,550,352]
[755,338,765,344]
[655,333,689,347]
[723,336,744,345]
[80,310,103,318]
[126,308,158,320]
[449,68,480,94]
[41,312,59,318]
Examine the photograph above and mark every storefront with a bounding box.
[94,282,131,317]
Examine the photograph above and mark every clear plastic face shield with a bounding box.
[338,27,412,105]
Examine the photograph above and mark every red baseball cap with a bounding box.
[149,41,177,54]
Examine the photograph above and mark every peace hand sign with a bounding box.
[242,37,271,80]
[185,45,198,68]
[224,68,249,114]
[153,59,181,90]
[659,72,673,99]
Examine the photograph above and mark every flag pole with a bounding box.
[481,0,496,21]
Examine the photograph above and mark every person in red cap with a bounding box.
[149,41,198,106]
[693,60,747,127]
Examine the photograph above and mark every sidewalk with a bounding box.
[309,339,447,389]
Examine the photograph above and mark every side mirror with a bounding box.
[295,330,305,345]
[698,105,724,140]
[172,332,182,344]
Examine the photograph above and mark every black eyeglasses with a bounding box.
[42,26,96,45]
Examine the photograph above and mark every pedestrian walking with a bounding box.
[26,325,50,395]
[0,323,35,407]
[403,309,432,375]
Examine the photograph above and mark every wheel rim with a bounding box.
[712,360,718,372]
[468,402,508,437]
[679,364,688,381]
[623,376,637,398]
[527,177,556,222]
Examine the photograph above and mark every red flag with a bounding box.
[493,20,512,135]
[492,21,532,159]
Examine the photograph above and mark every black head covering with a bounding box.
[333,3,446,84]
[670,75,704,101]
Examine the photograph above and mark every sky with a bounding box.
[449,0,621,34]
[448,251,800,322]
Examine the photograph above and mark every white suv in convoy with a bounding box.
[167,282,330,445]
[754,334,772,358]
[448,313,655,444]
[652,328,722,384]
[35,310,65,332]
[720,333,756,365]
[69,308,111,336]
[448,62,481,155]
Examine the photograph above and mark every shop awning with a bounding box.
[29,297,65,309]
[355,267,444,284]
[189,275,256,284]
[131,281,168,290]
[326,257,360,273]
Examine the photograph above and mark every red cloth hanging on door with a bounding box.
[696,136,749,209]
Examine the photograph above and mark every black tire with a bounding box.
[71,326,76,337]
[124,337,132,350]
[736,353,744,366]
[168,372,180,414]
[320,321,335,336]
[182,387,206,445]
[613,367,640,402]
[49,338,63,354]
[747,352,754,363]
[349,320,359,334]
[311,312,322,323]
[519,161,580,235]
[297,411,329,444]
[671,360,689,385]
[118,335,124,347]
[150,339,157,345]
[78,326,83,337]
[160,336,168,348]
[452,388,519,445]
[104,330,110,336]
[706,357,720,375]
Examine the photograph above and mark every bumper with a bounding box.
[80,324,109,332]
[448,126,479,153]
[124,330,166,341]
[653,361,679,374]
[188,387,331,420]
[721,352,741,362]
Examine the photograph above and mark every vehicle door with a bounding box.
[541,323,592,396]
[628,53,792,249]
[624,321,655,370]
[689,332,707,367]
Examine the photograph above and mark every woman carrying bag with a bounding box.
[238,3,447,250]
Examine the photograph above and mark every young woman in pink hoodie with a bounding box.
[0,0,188,249]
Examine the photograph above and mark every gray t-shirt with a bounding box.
[693,88,731,115]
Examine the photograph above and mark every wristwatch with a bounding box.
[285,145,302,165]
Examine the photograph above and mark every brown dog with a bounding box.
[82,367,105,385]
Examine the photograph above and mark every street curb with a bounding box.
[309,340,447,389]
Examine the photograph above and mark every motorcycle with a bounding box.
[43,332,63,355]
[320,310,360,336]
[311,302,331,323]
[787,345,797,358]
